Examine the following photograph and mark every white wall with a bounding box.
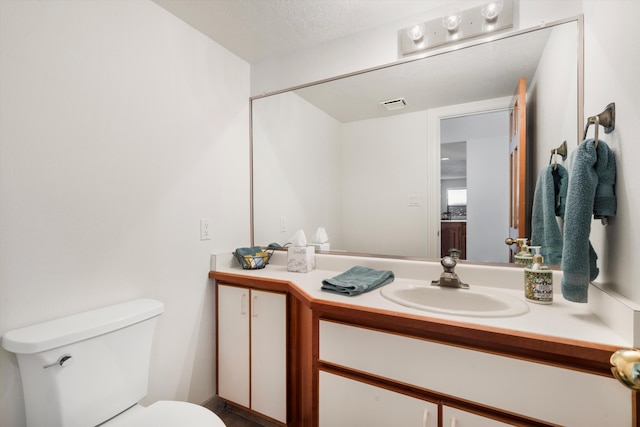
[528,21,579,179]
[251,1,491,96]
[582,1,640,301]
[250,0,584,97]
[466,135,510,263]
[252,92,343,248]
[0,1,249,426]
[341,111,429,256]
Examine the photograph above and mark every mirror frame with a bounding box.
[249,15,584,263]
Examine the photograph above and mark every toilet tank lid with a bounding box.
[2,299,164,354]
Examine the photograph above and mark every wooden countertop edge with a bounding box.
[209,270,619,377]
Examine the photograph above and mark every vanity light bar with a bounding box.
[399,0,514,56]
[380,97,408,111]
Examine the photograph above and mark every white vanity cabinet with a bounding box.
[217,283,287,423]
[319,320,631,426]
[319,371,438,427]
[442,406,513,427]
[318,370,513,427]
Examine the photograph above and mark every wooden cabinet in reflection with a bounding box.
[440,221,466,259]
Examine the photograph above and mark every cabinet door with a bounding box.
[217,284,250,407]
[250,290,287,423]
[442,406,513,427]
[319,371,437,427]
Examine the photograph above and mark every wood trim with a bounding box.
[313,303,618,377]
[215,282,219,398]
[211,271,312,307]
[511,77,528,238]
[288,295,315,427]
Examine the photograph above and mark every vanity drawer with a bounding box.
[319,320,631,426]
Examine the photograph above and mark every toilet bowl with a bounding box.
[101,401,224,427]
[2,299,225,427]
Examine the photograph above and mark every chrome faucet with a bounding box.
[431,250,469,289]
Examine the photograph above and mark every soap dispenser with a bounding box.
[514,238,533,265]
[524,246,553,304]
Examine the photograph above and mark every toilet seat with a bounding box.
[101,401,226,427]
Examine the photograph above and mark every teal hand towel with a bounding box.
[593,141,617,219]
[531,164,568,266]
[235,246,263,256]
[321,266,395,296]
[561,139,615,303]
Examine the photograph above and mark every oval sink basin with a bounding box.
[380,282,529,318]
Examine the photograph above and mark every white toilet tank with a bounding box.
[2,299,164,427]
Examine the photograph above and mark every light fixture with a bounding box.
[407,25,424,43]
[481,1,504,21]
[442,12,462,33]
[399,0,513,56]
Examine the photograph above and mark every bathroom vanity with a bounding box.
[210,251,639,427]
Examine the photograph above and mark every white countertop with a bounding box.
[211,251,637,348]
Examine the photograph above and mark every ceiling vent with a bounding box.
[380,97,407,111]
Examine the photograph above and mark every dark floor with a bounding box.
[204,397,279,427]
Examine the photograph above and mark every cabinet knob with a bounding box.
[252,295,258,317]
[241,293,248,315]
[611,348,640,391]
[423,409,432,427]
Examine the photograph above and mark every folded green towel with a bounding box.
[235,246,263,256]
[531,163,568,266]
[321,266,395,296]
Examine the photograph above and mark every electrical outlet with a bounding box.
[200,218,211,240]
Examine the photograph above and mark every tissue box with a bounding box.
[287,246,315,273]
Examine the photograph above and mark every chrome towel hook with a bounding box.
[549,140,567,169]
[583,102,616,146]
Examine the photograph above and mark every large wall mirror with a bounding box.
[251,17,582,264]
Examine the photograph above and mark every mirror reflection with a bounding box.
[252,19,580,263]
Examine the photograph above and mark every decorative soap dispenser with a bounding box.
[514,238,533,265]
[524,246,553,304]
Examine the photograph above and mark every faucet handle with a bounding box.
[433,255,469,289]
[441,255,457,271]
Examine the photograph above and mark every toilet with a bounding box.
[2,299,225,427]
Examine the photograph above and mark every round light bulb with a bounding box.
[407,25,423,42]
[481,1,503,21]
[442,13,462,32]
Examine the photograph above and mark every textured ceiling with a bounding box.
[153,0,451,63]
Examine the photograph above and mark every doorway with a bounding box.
[426,96,513,263]
[440,111,510,263]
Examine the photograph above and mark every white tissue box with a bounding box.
[287,246,315,273]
